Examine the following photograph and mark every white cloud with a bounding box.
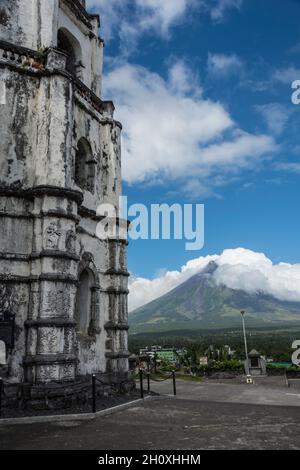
[207,53,243,76]
[86,0,128,40]
[214,249,300,303]
[86,0,196,43]
[105,62,276,187]
[129,248,300,311]
[86,0,244,47]
[168,61,201,96]
[255,103,291,136]
[129,254,217,311]
[209,0,243,21]
[276,162,300,174]
[135,0,194,36]
[273,66,300,84]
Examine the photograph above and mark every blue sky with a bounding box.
[87,0,300,308]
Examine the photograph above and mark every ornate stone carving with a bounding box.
[45,222,61,249]
[66,230,77,253]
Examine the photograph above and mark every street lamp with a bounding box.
[241,310,249,376]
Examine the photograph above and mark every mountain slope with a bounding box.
[130,262,300,333]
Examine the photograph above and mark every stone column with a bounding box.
[23,189,82,383]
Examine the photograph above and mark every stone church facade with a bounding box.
[0,0,130,384]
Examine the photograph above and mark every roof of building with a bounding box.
[248,349,260,357]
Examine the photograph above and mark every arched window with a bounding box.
[0,340,6,365]
[57,28,82,76]
[75,269,93,335]
[75,137,95,193]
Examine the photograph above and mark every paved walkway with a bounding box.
[148,376,300,407]
[1,378,300,450]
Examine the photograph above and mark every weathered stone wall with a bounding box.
[0,0,103,95]
[0,0,29,46]
[0,0,129,384]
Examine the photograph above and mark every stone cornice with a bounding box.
[23,354,78,366]
[0,209,80,223]
[0,40,41,60]
[104,322,129,331]
[0,42,115,119]
[31,251,80,261]
[104,269,130,277]
[25,318,77,328]
[31,186,84,204]
[0,274,78,284]
[105,351,130,359]
[0,251,79,262]
[103,288,129,295]
[0,186,83,204]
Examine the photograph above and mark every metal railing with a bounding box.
[0,377,12,418]
[0,40,114,118]
[0,375,131,418]
[137,369,177,399]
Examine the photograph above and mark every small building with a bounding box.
[156,349,177,363]
[245,349,266,376]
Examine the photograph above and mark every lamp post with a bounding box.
[241,310,249,376]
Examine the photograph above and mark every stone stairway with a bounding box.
[287,379,300,388]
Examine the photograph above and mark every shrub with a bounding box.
[192,359,243,374]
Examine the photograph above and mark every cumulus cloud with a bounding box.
[134,0,194,36]
[105,62,276,187]
[129,248,300,311]
[214,249,300,303]
[207,53,244,76]
[86,0,244,47]
[86,0,196,44]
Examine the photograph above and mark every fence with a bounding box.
[285,370,300,389]
[0,374,133,418]
[0,370,177,418]
[137,369,177,399]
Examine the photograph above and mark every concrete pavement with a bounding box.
[148,376,300,407]
[1,378,300,450]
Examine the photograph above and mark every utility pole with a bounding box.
[241,310,249,376]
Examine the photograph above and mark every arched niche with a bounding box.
[75,254,100,337]
[57,27,82,76]
[75,269,94,335]
[75,137,96,194]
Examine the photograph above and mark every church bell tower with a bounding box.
[0,0,130,384]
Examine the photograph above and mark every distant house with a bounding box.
[138,345,181,367]
[156,349,177,363]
